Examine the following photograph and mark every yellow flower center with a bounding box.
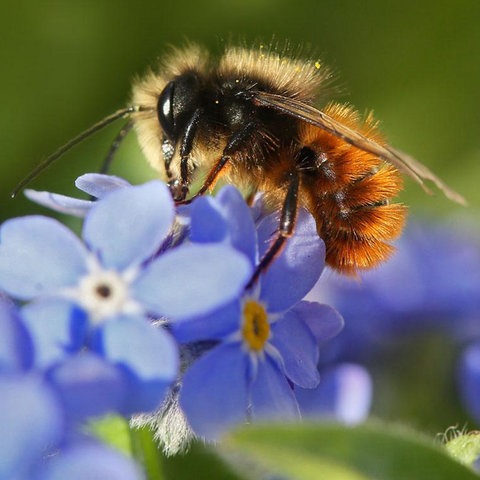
[242,300,270,352]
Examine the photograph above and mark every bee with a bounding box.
[14,43,465,283]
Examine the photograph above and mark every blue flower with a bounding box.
[0,181,252,415]
[8,180,252,322]
[0,298,65,479]
[309,218,480,364]
[0,295,144,480]
[296,363,372,425]
[306,216,480,427]
[172,187,343,440]
[458,343,480,424]
[0,373,66,480]
[0,297,33,373]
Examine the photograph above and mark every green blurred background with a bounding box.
[1,0,479,221]
[0,0,479,436]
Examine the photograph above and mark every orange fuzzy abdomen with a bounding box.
[299,104,407,274]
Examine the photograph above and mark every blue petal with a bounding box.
[0,299,33,372]
[296,363,372,425]
[180,342,248,440]
[171,300,241,343]
[21,299,88,370]
[250,356,300,421]
[0,375,63,480]
[75,173,131,198]
[24,189,93,217]
[91,316,178,414]
[47,352,128,422]
[216,186,258,266]
[291,301,344,343]
[133,244,252,320]
[249,193,268,223]
[189,196,229,243]
[82,181,174,270]
[0,216,88,300]
[459,343,480,423]
[258,209,325,312]
[270,310,320,388]
[39,442,144,480]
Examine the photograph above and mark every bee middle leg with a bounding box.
[247,170,300,288]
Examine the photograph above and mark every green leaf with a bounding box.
[88,415,133,456]
[89,418,165,479]
[130,425,165,480]
[223,421,480,480]
[92,422,249,480]
[162,441,249,480]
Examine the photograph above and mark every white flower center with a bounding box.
[72,260,141,323]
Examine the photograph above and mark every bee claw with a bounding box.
[168,179,189,204]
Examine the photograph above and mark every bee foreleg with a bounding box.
[173,108,204,202]
[246,170,300,288]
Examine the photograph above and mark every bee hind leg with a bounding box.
[246,170,299,288]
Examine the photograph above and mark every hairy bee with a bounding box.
[15,43,465,281]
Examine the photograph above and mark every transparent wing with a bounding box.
[252,91,466,205]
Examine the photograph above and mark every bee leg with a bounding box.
[180,121,259,204]
[99,120,134,174]
[247,170,300,288]
[162,137,175,181]
[171,108,204,202]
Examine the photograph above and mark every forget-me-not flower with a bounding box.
[170,187,343,440]
[0,181,252,415]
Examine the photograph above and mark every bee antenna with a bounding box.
[98,120,135,175]
[11,105,150,198]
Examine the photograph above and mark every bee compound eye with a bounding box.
[157,81,176,140]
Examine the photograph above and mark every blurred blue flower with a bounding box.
[0,298,63,479]
[37,441,145,480]
[296,363,372,425]
[307,217,480,426]
[0,285,144,480]
[0,373,65,480]
[473,452,480,473]
[458,343,480,424]
[308,218,480,364]
[0,297,33,373]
